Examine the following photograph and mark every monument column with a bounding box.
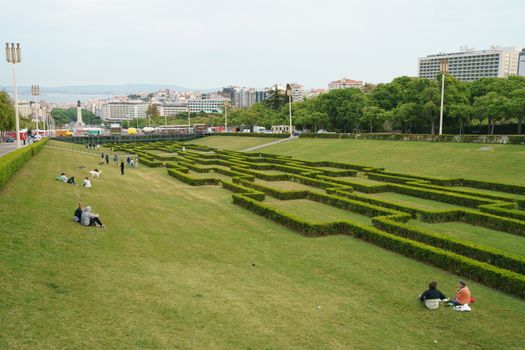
[76,100,84,127]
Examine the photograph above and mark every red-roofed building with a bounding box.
[328,78,363,91]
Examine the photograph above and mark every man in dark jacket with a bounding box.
[419,281,447,309]
[120,160,125,175]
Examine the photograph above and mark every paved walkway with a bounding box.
[0,142,27,157]
[240,136,297,152]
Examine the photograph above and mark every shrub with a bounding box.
[167,169,221,186]
[0,139,48,189]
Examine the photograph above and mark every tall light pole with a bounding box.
[6,43,22,148]
[286,83,293,136]
[187,104,191,128]
[31,85,40,132]
[439,58,448,136]
[224,100,228,132]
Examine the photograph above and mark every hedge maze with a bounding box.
[107,141,525,299]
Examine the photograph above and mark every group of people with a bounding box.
[56,168,101,188]
[100,152,138,175]
[85,143,101,150]
[419,281,473,311]
[74,203,104,228]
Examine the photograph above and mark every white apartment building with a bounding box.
[418,46,522,82]
[160,103,188,117]
[288,83,304,102]
[230,87,267,108]
[101,101,149,120]
[328,78,363,90]
[187,98,225,113]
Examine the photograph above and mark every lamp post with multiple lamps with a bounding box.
[5,43,22,148]
[439,58,449,136]
[285,84,293,136]
[31,85,40,132]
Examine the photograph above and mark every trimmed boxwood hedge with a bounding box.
[372,216,525,275]
[167,169,221,186]
[0,139,48,189]
[232,193,525,298]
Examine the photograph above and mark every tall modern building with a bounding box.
[230,87,267,108]
[100,101,149,120]
[519,48,525,77]
[418,46,522,82]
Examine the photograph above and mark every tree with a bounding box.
[421,85,440,134]
[263,86,288,110]
[146,104,160,119]
[473,92,509,135]
[0,91,15,130]
[509,88,525,134]
[317,88,365,132]
[448,103,473,134]
[360,106,386,133]
[392,103,418,133]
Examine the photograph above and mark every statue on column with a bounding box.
[76,100,84,127]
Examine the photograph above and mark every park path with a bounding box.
[241,136,297,152]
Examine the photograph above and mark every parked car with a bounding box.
[292,130,301,136]
[242,129,251,133]
[5,137,15,142]
[317,129,328,134]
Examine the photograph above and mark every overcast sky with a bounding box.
[0,0,523,89]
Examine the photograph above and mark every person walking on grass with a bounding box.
[101,151,105,161]
[113,154,119,167]
[120,160,125,175]
[135,156,139,169]
[105,154,110,166]
[126,156,131,167]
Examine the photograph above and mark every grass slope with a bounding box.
[1,145,525,349]
[186,136,274,151]
[189,137,525,185]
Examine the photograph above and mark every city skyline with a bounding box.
[1,0,524,88]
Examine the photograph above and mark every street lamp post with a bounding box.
[224,100,228,132]
[187,104,191,128]
[5,43,22,148]
[439,58,448,136]
[31,85,40,132]
[286,84,293,136]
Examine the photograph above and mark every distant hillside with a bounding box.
[0,84,220,95]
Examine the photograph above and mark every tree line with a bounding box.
[228,75,525,135]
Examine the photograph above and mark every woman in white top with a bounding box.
[83,177,92,188]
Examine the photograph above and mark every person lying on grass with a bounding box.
[80,206,105,228]
[56,173,68,182]
[419,281,448,309]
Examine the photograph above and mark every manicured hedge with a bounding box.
[234,177,309,200]
[388,183,497,208]
[232,193,525,298]
[140,157,163,167]
[0,139,48,189]
[222,181,265,201]
[419,209,525,236]
[167,169,221,186]
[372,216,525,275]
[318,176,389,193]
[211,132,289,138]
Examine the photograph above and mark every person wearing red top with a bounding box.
[449,281,471,306]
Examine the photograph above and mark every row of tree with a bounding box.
[228,75,525,135]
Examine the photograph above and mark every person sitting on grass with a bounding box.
[73,203,84,223]
[419,281,448,309]
[80,206,105,228]
[66,176,76,185]
[83,176,92,188]
[56,173,68,182]
[448,281,471,306]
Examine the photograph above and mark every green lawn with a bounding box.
[225,137,525,185]
[410,220,525,259]
[1,144,525,349]
[186,136,275,151]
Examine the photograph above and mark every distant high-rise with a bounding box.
[519,48,525,77]
[418,46,522,82]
